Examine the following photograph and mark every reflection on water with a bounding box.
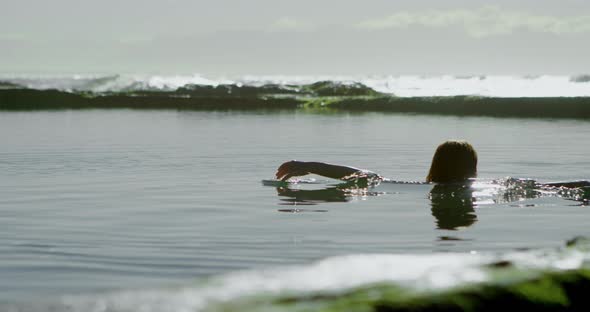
[429,184,477,230]
[274,179,590,230]
[275,181,480,230]
[494,178,590,205]
[275,179,386,208]
[276,186,349,205]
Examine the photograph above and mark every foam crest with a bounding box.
[33,244,588,312]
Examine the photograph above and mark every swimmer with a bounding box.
[274,139,589,224]
[275,140,478,184]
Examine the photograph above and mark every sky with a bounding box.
[1,0,590,76]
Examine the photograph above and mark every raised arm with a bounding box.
[275,161,364,181]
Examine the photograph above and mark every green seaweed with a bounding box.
[209,270,590,312]
[204,238,590,312]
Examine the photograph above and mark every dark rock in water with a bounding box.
[566,236,590,248]
[329,96,590,119]
[304,81,381,96]
[0,80,22,89]
[438,236,465,241]
[487,260,513,268]
[570,75,590,83]
[0,88,302,110]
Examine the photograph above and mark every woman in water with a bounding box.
[274,139,588,227]
[276,140,478,184]
[276,139,588,189]
[274,140,481,227]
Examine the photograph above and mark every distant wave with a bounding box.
[2,86,590,119]
[2,74,590,118]
[2,73,590,97]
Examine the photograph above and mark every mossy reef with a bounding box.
[1,81,590,118]
[209,238,590,312]
[244,270,590,312]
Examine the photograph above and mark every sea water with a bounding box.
[0,109,589,310]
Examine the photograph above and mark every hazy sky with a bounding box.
[2,0,590,75]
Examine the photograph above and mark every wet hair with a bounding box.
[426,140,478,183]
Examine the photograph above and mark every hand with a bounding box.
[275,160,310,181]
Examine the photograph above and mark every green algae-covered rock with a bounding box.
[204,238,590,312]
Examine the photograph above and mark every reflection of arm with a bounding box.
[277,186,349,203]
[542,181,590,188]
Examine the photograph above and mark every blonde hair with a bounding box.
[426,140,478,183]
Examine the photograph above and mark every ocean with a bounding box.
[0,74,589,311]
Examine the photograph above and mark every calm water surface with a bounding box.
[0,110,589,302]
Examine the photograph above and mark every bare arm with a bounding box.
[275,161,364,181]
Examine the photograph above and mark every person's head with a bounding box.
[426,140,478,183]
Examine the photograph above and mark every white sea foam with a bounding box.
[40,246,587,312]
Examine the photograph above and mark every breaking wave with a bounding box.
[1,74,590,118]
[4,237,590,312]
[1,73,590,96]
